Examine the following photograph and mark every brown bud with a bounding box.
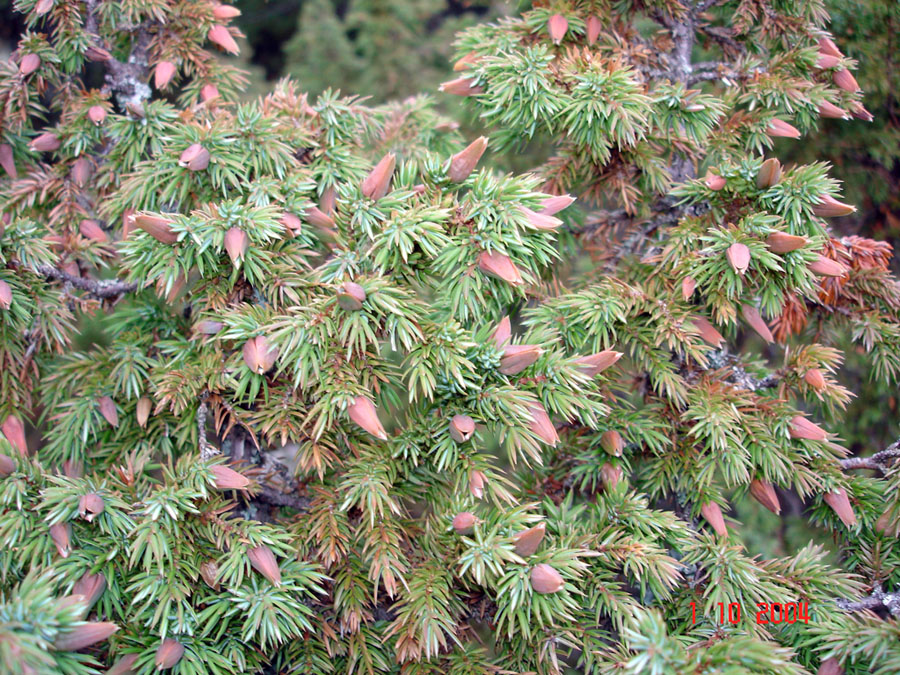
[0,280,11,309]
[84,46,112,62]
[811,194,856,217]
[832,68,860,93]
[449,414,475,443]
[154,61,176,89]
[200,560,220,590]
[134,213,178,244]
[361,153,396,200]
[453,51,479,71]
[704,171,726,191]
[600,430,624,457]
[247,544,282,585]
[818,37,843,58]
[478,251,524,285]
[200,83,220,102]
[155,638,186,669]
[0,144,16,178]
[490,316,511,348]
[224,227,248,264]
[789,415,828,441]
[53,621,118,651]
[816,657,843,675]
[468,470,486,499]
[125,101,145,118]
[547,14,568,44]
[586,15,602,44]
[692,316,724,347]
[808,254,848,277]
[875,510,898,537]
[816,53,840,69]
[34,0,54,16]
[452,511,476,535]
[726,243,751,274]
[700,502,727,536]
[97,396,118,427]
[107,654,139,675]
[210,464,250,490]
[519,206,562,231]
[574,350,622,377]
[749,479,781,515]
[242,335,278,374]
[817,101,847,119]
[526,402,559,446]
[208,24,240,54]
[539,194,575,215]
[212,3,241,20]
[767,118,801,139]
[179,143,210,171]
[530,563,564,594]
[79,493,105,522]
[681,276,696,301]
[194,320,224,335]
[62,460,82,478]
[741,305,774,343]
[72,572,106,610]
[304,206,335,230]
[766,232,807,254]
[499,344,542,375]
[601,462,623,489]
[823,488,857,527]
[804,368,827,390]
[337,281,366,311]
[136,397,152,428]
[849,102,874,123]
[30,132,61,152]
[19,53,40,76]
[756,158,782,188]
[71,157,92,187]
[0,454,14,477]
[79,219,107,243]
[320,186,336,215]
[50,522,71,557]
[439,77,483,96]
[513,522,545,556]
[449,136,488,182]
[2,415,27,455]
[348,396,388,440]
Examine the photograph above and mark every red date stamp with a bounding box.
[691,601,811,624]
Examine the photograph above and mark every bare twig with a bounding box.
[836,584,900,616]
[32,264,138,299]
[840,438,900,471]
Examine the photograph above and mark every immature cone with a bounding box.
[134,213,178,244]
[803,368,826,390]
[789,416,828,441]
[79,493,105,522]
[155,638,186,669]
[601,462,623,489]
[305,206,335,229]
[849,102,874,123]
[201,83,220,102]
[574,350,622,377]
[0,144,16,178]
[87,105,106,126]
[248,544,282,585]
[2,415,27,455]
[97,396,118,427]
[468,470,486,499]
[499,344,542,375]
[749,479,781,514]
[62,460,82,478]
[210,464,250,490]
[0,454,14,477]
[539,194,576,215]
[766,232,807,254]
[320,186,336,215]
[34,0,54,16]
[547,14,568,44]
[808,255,848,277]
[53,622,118,651]
[520,207,562,231]
[72,573,106,610]
[741,305,774,343]
[756,158,782,188]
[179,143,210,171]
[71,157,92,186]
[348,396,388,440]
[200,560,220,590]
[208,24,239,54]
[513,522,545,556]
[337,281,366,310]
[79,219,107,243]
[700,502,728,536]
[136,397,152,428]
[154,61,176,88]
[818,36,843,58]
[527,402,559,446]
[726,243,751,274]
[361,153,396,200]
[242,335,278,374]
[586,15,602,44]
[530,564,564,594]
[818,101,847,119]
[692,316,724,347]
[30,132,61,152]
[107,654,139,675]
[0,280,11,309]
[224,227,248,264]
[439,77,483,96]
[681,276,696,301]
[875,510,898,537]
[453,52,479,71]
[195,320,224,336]
[478,251,524,285]
[815,53,840,69]
[811,194,856,217]
[704,171,726,191]
[280,212,303,236]
[19,53,40,76]
[600,430,625,457]
[448,136,488,182]
[832,68,860,93]
[449,414,475,443]
[452,511,476,535]
[767,119,801,139]
[823,488,857,527]
[490,316,511,348]
[816,658,843,675]
[50,522,70,557]
[84,46,113,62]
[212,3,241,20]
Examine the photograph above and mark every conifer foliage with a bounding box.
[0,1,899,674]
